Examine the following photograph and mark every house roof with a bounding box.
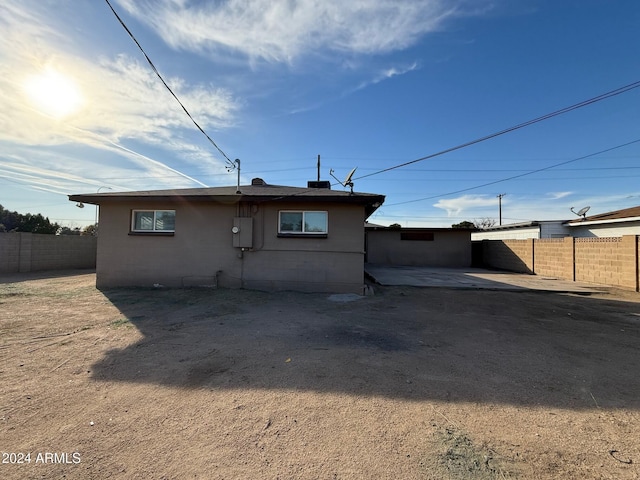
[364,225,474,232]
[477,220,566,232]
[564,205,640,227]
[69,180,386,218]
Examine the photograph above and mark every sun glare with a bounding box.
[24,68,83,119]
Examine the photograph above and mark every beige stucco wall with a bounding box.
[95,200,366,293]
[365,229,471,267]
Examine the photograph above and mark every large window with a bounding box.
[279,211,328,235]
[131,210,176,233]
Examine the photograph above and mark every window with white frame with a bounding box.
[131,210,176,233]
[279,211,328,235]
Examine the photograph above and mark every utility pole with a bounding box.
[497,193,506,225]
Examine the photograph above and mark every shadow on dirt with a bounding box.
[91,286,640,409]
[0,269,95,285]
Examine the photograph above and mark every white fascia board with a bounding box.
[567,216,640,227]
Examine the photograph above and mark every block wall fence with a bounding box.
[0,233,97,273]
[480,236,640,291]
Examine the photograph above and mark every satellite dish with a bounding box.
[570,206,590,219]
[344,167,357,186]
[329,167,358,193]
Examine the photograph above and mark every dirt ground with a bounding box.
[1,270,639,480]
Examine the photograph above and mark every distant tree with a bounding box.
[474,217,497,229]
[0,204,60,234]
[57,226,82,235]
[388,223,402,229]
[82,224,97,236]
[451,221,476,229]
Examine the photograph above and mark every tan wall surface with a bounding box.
[365,230,471,267]
[574,237,637,289]
[0,233,96,273]
[533,237,573,280]
[480,236,639,291]
[0,233,20,272]
[97,202,243,288]
[482,239,534,273]
[95,201,366,293]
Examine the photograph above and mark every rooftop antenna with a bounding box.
[329,167,357,194]
[497,193,506,225]
[570,205,590,219]
[317,154,320,182]
[226,158,241,194]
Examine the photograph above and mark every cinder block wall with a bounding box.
[480,235,639,291]
[533,237,574,280]
[637,236,640,290]
[482,239,533,273]
[0,233,97,273]
[575,237,637,290]
[0,233,20,272]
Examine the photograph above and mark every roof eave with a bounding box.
[68,192,386,211]
[566,216,640,227]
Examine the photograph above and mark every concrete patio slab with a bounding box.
[365,264,607,294]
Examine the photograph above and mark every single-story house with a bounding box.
[470,206,640,240]
[563,205,640,237]
[471,220,569,240]
[365,225,473,267]
[69,178,385,294]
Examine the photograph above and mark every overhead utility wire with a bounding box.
[356,79,640,182]
[249,80,640,203]
[385,138,640,206]
[104,0,233,165]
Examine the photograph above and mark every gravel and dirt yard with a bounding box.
[1,270,639,479]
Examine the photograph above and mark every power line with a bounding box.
[355,80,640,182]
[103,0,233,165]
[385,138,640,206]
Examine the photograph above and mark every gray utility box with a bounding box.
[232,217,253,248]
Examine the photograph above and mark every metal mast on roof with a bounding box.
[497,193,506,225]
[226,159,241,194]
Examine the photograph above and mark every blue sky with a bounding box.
[1,0,639,228]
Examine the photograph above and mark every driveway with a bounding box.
[365,264,606,294]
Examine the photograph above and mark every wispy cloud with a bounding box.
[433,194,497,216]
[0,2,240,196]
[547,191,573,200]
[353,62,420,92]
[116,0,476,64]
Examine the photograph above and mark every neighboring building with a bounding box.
[69,179,384,294]
[471,206,640,240]
[564,206,640,238]
[471,221,569,241]
[365,225,472,267]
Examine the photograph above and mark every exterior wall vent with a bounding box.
[251,178,267,186]
[307,180,331,189]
